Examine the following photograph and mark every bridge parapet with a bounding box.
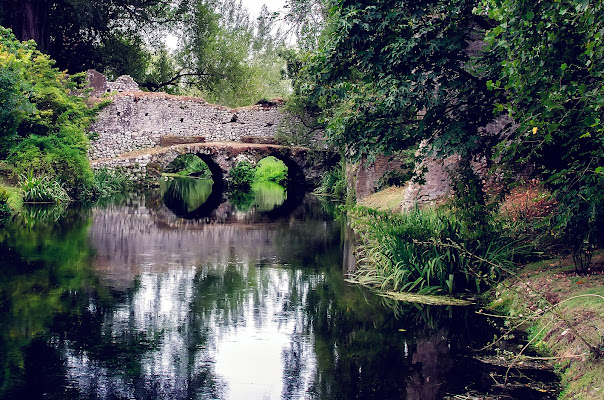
[88,91,317,161]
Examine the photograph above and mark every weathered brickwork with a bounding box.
[89,91,309,161]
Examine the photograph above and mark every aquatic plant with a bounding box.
[19,174,71,203]
[348,206,522,295]
[93,168,129,198]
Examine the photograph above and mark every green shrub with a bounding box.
[316,161,347,202]
[0,27,99,198]
[0,187,13,223]
[93,168,129,198]
[19,174,71,203]
[228,161,256,188]
[254,156,288,185]
[164,154,212,178]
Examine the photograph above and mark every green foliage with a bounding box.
[0,27,96,197]
[93,168,129,198]
[169,0,291,106]
[282,0,327,51]
[375,150,416,190]
[228,160,256,188]
[484,0,604,270]
[289,0,496,163]
[19,174,71,203]
[228,187,256,212]
[0,0,186,81]
[0,66,33,155]
[254,156,288,185]
[164,154,211,178]
[348,206,521,295]
[316,161,347,203]
[0,187,12,223]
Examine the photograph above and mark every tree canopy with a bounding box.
[484,0,604,263]
[0,0,291,107]
[290,0,497,164]
[285,0,604,265]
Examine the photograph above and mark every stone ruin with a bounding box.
[86,69,140,97]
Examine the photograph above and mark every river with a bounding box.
[0,179,557,399]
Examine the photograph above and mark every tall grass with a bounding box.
[19,174,71,203]
[348,206,523,295]
[93,168,129,198]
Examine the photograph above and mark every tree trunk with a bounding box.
[16,0,51,50]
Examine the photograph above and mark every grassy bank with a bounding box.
[351,185,603,399]
[488,256,604,399]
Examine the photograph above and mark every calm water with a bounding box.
[0,180,557,400]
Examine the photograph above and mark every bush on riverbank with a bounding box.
[0,27,98,199]
[348,206,524,294]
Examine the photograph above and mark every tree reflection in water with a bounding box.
[0,196,557,400]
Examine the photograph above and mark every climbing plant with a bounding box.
[483,0,604,270]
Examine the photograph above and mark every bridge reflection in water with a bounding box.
[83,193,343,399]
[159,175,298,220]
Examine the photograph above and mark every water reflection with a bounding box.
[160,176,214,216]
[250,181,286,212]
[160,176,291,219]
[0,197,558,400]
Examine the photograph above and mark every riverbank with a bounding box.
[488,255,604,400]
[354,186,603,399]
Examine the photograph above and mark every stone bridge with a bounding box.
[90,141,336,188]
[86,71,335,188]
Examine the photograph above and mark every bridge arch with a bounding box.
[91,142,338,192]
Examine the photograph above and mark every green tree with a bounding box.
[0,0,187,81]
[294,0,496,164]
[0,27,98,197]
[484,0,604,270]
[172,0,290,106]
[282,0,327,51]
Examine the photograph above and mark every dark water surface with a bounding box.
[0,188,557,400]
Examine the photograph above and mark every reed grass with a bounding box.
[348,206,523,295]
[19,174,71,203]
[93,168,129,198]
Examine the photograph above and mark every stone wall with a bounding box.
[349,155,410,201]
[86,69,140,97]
[89,91,311,161]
